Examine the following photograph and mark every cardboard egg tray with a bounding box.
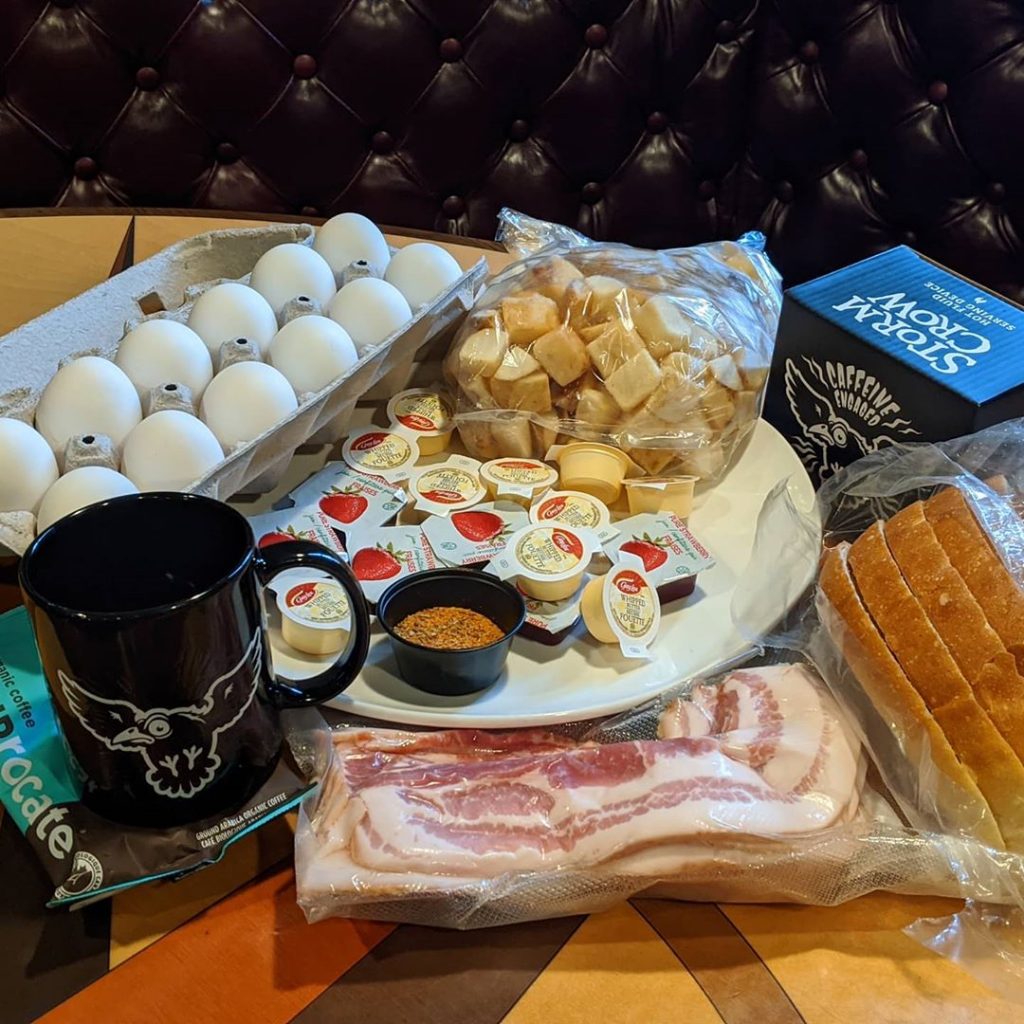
[0,224,487,556]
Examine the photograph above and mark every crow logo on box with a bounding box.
[784,356,918,481]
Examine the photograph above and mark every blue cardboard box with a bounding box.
[764,246,1024,485]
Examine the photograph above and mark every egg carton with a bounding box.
[0,223,487,557]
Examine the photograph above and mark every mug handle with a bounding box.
[254,539,371,707]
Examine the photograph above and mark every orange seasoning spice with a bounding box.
[394,606,504,650]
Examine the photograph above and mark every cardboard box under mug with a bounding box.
[0,224,487,556]
[764,245,1024,485]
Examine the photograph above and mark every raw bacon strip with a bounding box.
[300,663,861,891]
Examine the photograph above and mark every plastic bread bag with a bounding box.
[441,208,781,482]
[735,418,1024,996]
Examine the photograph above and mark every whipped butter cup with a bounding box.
[546,442,640,505]
[387,388,454,456]
[581,558,660,658]
[407,454,486,516]
[276,574,351,656]
[529,489,617,542]
[488,523,597,602]
[480,458,558,506]
[341,425,420,483]
[623,476,697,518]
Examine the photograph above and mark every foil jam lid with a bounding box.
[341,425,420,482]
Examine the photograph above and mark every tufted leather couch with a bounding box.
[2,0,1022,298]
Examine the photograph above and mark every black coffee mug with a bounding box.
[19,492,371,828]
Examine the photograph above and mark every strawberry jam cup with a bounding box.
[377,568,526,695]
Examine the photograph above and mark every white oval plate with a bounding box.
[267,419,814,728]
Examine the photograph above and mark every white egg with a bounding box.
[187,282,279,358]
[314,212,391,276]
[115,319,214,403]
[122,410,224,492]
[327,277,412,354]
[0,418,59,513]
[384,242,462,309]
[34,356,143,456]
[37,466,138,533]
[249,243,336,316]
[200,362,298,448]
[267,315,359,395]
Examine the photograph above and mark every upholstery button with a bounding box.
[582,182,604,204]
[775,180,794,202]
[849,148,868,170]
[697,180,716,200]
[715,20,735,42]
[646,111,669,134]
[509,119,530,141]
[584,24,608,48]
[371,130,394,154]
[799,40,819,63]
[901,230,918,246]
[135,66,160,90]
[442,195,465,217]
[299,205,319,217]
[73,157,97,180]
[216,142,239,164]
[439,37,463,62]
[293,54,317,79]
[987,182,1006,202]
[928,80,948,104]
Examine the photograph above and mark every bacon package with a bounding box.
[442,209,781,482]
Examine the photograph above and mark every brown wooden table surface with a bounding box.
[0,211,1019,1024]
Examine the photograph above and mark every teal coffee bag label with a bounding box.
[0,608,318,907]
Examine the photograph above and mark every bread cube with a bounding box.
[531,413,560,453]
[620,405,669,446]
[586,323,646,378]
[457,419,501,460]
[647,364,702,422]
[733,349,770,389]
[501,292,560,345]
[493,346,542,382]
[532,326,589,386]
[688,324,727,360]
[605,349,662,412]
[490,369,553,413]
[708,353,743,391]
[701,380,736,431]
[575,387,621,426]
[525,257,583,300]
[583,276,629,320]
[490,415,534,458]
[459,373,497,410]
[578,323,612,343]
[633,295,693,360]
[627,447,677,475]
[458,328,507,379]
[733,389,760,423]
[674,410,715,446]
[681,443,726,479]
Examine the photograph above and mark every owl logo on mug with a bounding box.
[58,632,262,800]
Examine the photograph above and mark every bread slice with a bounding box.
[848,521,1024,850]
[924,487,1024,653]
[848,523,971,709]
[819,544,1003,847]
[885,501,1024,764]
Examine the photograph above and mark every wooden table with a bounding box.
[0,211,1018,1024]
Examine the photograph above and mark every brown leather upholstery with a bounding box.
[2,1,1022,297]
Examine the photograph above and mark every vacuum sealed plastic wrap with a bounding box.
[442,209,781,481]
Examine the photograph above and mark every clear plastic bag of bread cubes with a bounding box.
[736,419,1024,996]
[442,209,781,481]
